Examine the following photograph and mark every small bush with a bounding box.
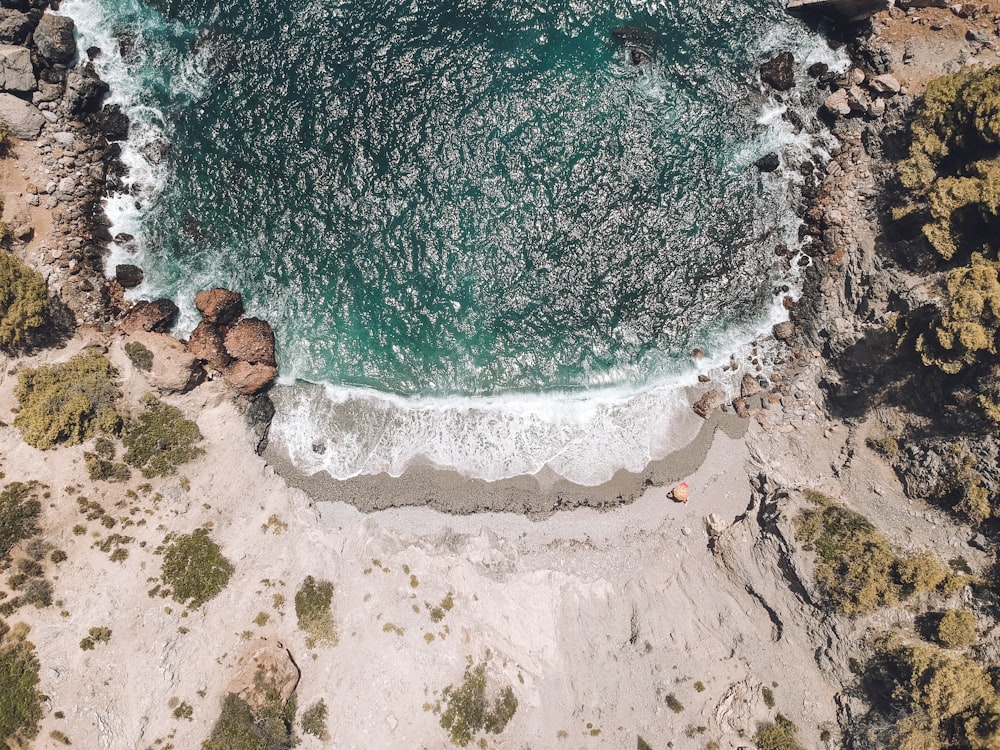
[665,693,684,713]
[294,576,336,646]
[935,608,978,648]
[754,714,805,750]
[13,350,122,449]
[84,452,131,483]
[761,686,775,708]
[123,394,204,478]
[124,341,154,371]
[0,253,48,351]
[161,528,233,609]
[438,661,517,747]
[0,623,43,748]
[300,698,329,740]
[0,482,41,563]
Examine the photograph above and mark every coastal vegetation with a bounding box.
[294,576,336,647]
[203,691,297,750]
[13,349,122,449]
[299,699,329,740]
[124,341,154,371]
[794,491,957,615]
[862,634,1000,749]
[435,660,517,747]
[0,253,48,352]
[0,482,41,564]
[122,394,204,477]
[160,528,234,609]
[0,621,42,749]
[753,714,804,750]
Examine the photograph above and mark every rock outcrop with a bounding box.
[194,287,244,326]
[120,298,179,334]
[223,360,279,397]
[226,640,300,713]
[224,318,276,367]
[759,52,795,91]
[0,92,44,138]
[186,321,231,372]
[125,331,204,394]
[32,12,76,64]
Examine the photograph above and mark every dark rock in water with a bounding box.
[86,46,102,60]
[807,62,829,78]
[194,287,244,326]
[225,318,276,367]
[63,64,109,115]
[114,231,136,245]
[33,12,77,64]
[115,31,139,63]
[121,299,179,334]
[629,48,650,65]
[755,153,780,172]
[98,103,129,141]
[611,26,658,47]
[115,263,144,288]
[760,52,795,91]
[0,9,32,45]
[186,320,231,371]
[246,394,276,454]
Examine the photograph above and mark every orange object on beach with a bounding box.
[669,481,689,504]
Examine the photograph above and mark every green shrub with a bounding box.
[0,482,41,563]
[761,686,775,709]
[84,451,131,483]
[13,350,122,449]
[294,576,336,647]
[123,394,204,477]
[915,253,1000,375]
[935,608,978,648]
[300,699,328,740]
[795,491,949,615]
[753,714,804,750]
[203,692,297,750]
[438,661,517,747]
[0,253,48,351]
[160,528,233,609]
[0,623,42,748]
[124,341,154,371]
[865,634,1000,749]
[665,693,684,713]
[896,66,1000,261]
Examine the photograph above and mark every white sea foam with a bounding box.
[61,1,838,486]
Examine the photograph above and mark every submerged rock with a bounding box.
[115,263,143,288]
[755,153,780,172]
[195,287,244,325]
[759,52,795,91]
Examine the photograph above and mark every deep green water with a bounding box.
[66,0,840,482]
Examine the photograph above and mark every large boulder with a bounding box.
[226,640,300,714]
[115,263,144,288]
[33,13,77,65]
[740,373,762,398]
[0,10,31,45]
[759,52,795,91]
[773,320,795,341]
[63,64,109,115]
[823,88,851,117]
[0,44,32,93]
[120,298,179,334]
[0,92,43,139]
[96,103,129,141]
[194,287,243,325]
[868,73,901,96]
[125,331,204,394]
[224,360,277,396]
[224,318,276,366]
[693,388,724,418]
[186,320,231,371]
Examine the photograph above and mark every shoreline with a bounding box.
[265,407,750,516]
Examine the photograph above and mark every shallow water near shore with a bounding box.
[66,0,843,484]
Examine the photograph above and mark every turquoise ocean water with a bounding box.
[64,0,843,484]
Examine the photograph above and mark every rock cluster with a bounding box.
[186,288,278,395]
